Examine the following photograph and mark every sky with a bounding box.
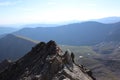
[0,0,120,25]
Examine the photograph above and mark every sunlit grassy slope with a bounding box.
[60,45,100,58]
[78,58,118,80]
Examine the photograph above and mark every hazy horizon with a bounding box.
[0,0,120,25]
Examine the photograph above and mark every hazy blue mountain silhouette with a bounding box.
[92,17,120,24]
[0,34,37,61]
[0,27,19,35]
[106,26,120,41]
[14,21,120,45]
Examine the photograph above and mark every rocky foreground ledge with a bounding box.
[0,40,95,80]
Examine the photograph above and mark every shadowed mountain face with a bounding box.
[0,34,38,61]
[106,27,120,41]
[0,40,95,80]
[14,21,120,45]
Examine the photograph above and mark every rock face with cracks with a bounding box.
[0,40,95,80]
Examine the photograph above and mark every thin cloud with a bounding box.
[0,1,21,6]
[20,7,35,12]
[80,3,97,7]
[47,2,57,5]
[86,3,97,7]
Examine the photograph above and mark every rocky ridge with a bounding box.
[0,59,12,73]
[0,40,95,80]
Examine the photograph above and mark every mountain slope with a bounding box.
[60,45,100,58]
[0,34,38,61]
[106,26,120,41]
[96,58,120,78]
[77,58,119,80]
[14,21,120,45]
[0,40,95,80]
[93,41,120,59]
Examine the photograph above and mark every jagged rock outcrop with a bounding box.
[0,40,95,80]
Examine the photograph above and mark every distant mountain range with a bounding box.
[0,17,120,45]
[0,27,19,35]
[13,21,120,45]
[0,34,38,61]
[92,17,120,24]
[0,16,120,36]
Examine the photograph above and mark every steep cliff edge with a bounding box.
[0,40,95,80]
